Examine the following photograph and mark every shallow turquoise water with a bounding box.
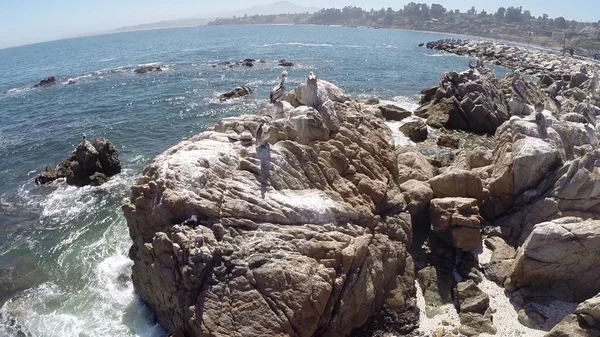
[0,25,483,336]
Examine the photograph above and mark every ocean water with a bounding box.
[0,25,488,337]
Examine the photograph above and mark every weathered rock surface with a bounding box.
[123,83,419,336]
[417,266,454,318]
[437,134,460,149]
[294,79,350,107]
[429,197,482,250]
[508,218,600,302]
[546,293,600,337]
[397,149,435,184]
[428,169,484,201]
[400,179,433,230]
[482,236,516,285]
[219,86,252,101]
[36,138,121,187]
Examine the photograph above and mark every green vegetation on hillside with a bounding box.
[207,3,600,57]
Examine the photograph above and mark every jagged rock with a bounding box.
[429,197,482,250]
[134,65,162,74]
[457,280,489,314]
[400,120,428,142]
[518,307,547,329]
[219,86,252,100]
[482,237,516,285]
[379,104,412,121]
[437,134,460,149]
[428,169,484,201]
[32,76,56,88]
[36,138,121,187]
[539,74,555,88]
[570,72,590,89]
[417,69,509,135]
[122,88,419,337]
[508,217,600,302]
[397,149,435,184]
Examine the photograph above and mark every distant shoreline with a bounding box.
[0,24,567,54]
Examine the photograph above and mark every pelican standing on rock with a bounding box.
[307,71,317,85]
[511,71,527,102]
[270,71,287,104]
[255,116,273,146]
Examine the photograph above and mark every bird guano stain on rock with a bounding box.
[123,77,419,337]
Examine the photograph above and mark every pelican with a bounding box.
[269,71,287,104]
[511,71,527,102]
[79,133,87,147]
[255,116,272,146]
[307,71,317,84]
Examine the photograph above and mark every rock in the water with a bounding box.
[379,104,412,121]
[277,59,294,67]
[32,76,56,88]
[122,91,419,337]
[508,217,600,302]
[400,120,428,142]
[134,65,162,74]
[219,85,252,101]
[36,138,121,187]
[429,197,482,250]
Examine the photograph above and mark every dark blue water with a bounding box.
[0,25,476,337]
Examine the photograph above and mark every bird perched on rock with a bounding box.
[269,71,287,104]
[511,71,527,102]
[534,102,544,113]
[307,71,317,85]
[535,111,548,139]
[255,116,272,146]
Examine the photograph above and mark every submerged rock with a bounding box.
[123,80,419,336]
[278,59,294,67]
[134,65,162,74]
[32,76,56,88]
[36,138,121,187]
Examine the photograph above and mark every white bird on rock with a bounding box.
[255,117,273,146]
[511,71,527,102]
[307,71,317,84]
[269,71,287,104]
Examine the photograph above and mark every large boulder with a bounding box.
[416,69,509,135]
[36,138,121,187]
[397,149,435,184]
[508,218,600,302]
[429,197,482,250]
[122,93,419,336]
[399,120,428,143]
[294,79,350,107]
[379,104,412,121]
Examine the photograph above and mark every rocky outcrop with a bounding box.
[123,81,419,337]
[482,236,516,285]
[397,149,435,184]
[278,59,294,67]
[219,86,252,101]
[437,134,460,149]
[546,293,600,337]
[415,69,509,135]
[36,138,121,187]
[134,65,162,74]
[507,218,600,302]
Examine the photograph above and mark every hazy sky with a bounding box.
[1,0,598,49]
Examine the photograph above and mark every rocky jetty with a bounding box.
[134,65,162,74]
[124,46,600,336]
[36,138,121,187]
[218,85,252,101]
[424,39,596,79]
